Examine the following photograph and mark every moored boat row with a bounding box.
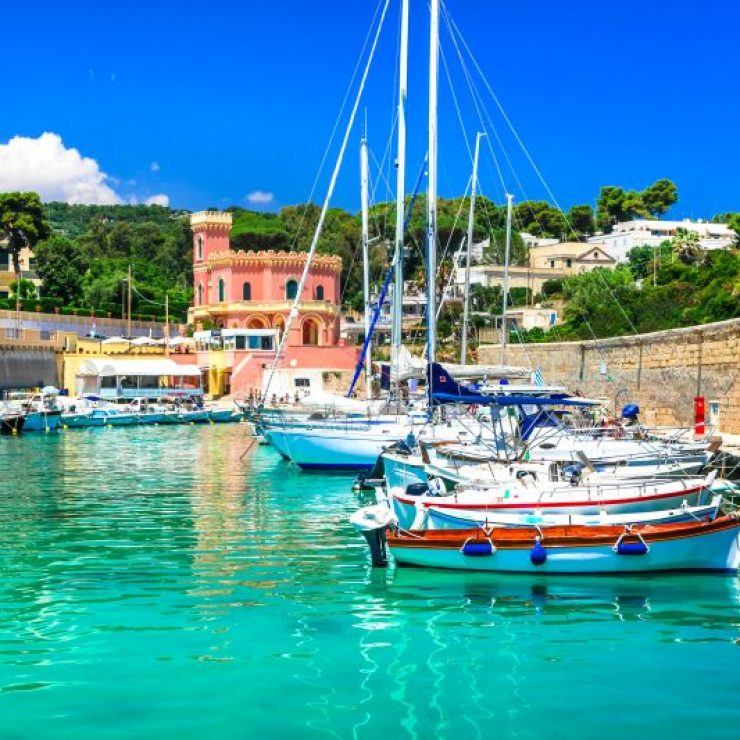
[0,390,244,433]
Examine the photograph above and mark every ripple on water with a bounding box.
[1,426,740,738]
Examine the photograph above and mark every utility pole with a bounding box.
[164,292,170,355]
[653,243,658,286]
[127,264,132,339]
[14,254,20,339]
[500,193,514,366]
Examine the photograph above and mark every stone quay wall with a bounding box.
[478,318,740,434]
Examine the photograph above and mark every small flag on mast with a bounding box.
[531,368,545,387]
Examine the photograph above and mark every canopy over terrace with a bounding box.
[76,358,203,400]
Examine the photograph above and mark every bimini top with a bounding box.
[77,359,201,378]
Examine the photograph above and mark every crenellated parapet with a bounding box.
[190,211,233,231]
[206,249,342,272]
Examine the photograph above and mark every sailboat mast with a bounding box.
[360,136,372,401]
[391,0,409,389]
[500,193,514,365]
[426,0,439,367]
[461,131,484,365]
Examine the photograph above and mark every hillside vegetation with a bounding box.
[0,180,737,338]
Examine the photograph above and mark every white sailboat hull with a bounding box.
[392,478,714,530]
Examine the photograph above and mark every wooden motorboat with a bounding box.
[384,515,740,574]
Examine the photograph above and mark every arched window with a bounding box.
[197,283,203,306]
[286,279,298,300]
[242,282,251,300]
[196,236,203,261]
[302,318,320,346]
[218,278,226,302]
[315,284,324,301]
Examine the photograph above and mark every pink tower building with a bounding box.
[185,211,357,397]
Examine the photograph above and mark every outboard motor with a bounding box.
[350,504,396,568]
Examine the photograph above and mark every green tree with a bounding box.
[514,201,567,238]
[9,278,37,300]
[34,235,89,303]
[0,192,51,277]
[641,178,678,217]
[484,229,528,266]
[596,186,648,232]
[567,204,595,237]
[626,242,673,280]
[671,228,702,265]
[561,267,636,337]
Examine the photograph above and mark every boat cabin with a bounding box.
[76,359,203,400]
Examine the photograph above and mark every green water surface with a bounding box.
[1,425,739,739]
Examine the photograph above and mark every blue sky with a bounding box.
[2,0,738,218]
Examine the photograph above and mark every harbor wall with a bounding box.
[478,318,740,435]
[0,348,59,391]
[0,309,177,339]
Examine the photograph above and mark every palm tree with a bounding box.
[671,227,702,265]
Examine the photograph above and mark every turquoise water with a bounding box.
[1,425,740,739]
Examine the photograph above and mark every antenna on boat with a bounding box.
[390,0,409,398]
[461,131,485,365]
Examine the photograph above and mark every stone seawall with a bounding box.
[478,318,740,434]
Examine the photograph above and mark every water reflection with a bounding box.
[2,429,740,738]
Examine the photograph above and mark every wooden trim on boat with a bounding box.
[387,514,740,551]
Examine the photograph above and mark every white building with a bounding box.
[588,219,736,263]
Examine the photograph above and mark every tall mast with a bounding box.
[360,135,372,401]
[461,131,484,365]
[500,193,514,365]
[261,0,390,404]
[426,0,439,366]
[391,0,409,386]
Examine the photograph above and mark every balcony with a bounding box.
[189,299,340,320]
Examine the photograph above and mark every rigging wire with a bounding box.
[261,0,391,404]
[286,0,387,254]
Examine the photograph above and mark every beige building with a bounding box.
[0,243,41,298]
[528,242,615,272]
[461,241,615,295]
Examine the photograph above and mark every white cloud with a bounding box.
[0,132,121,205]
[145,193,169,207]
[246,190,274,205]
[150,161,160,173]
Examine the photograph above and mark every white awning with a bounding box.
[77,359,202,378]
[130,336,158,346]
[101,336,130,345]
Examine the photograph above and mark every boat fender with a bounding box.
[461,538,495,557]
[530,539,547,566]
[613,530,649,555]
[615,540,649,556]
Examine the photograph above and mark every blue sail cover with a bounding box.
[427,363,597,408]
[427,363,495,405]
